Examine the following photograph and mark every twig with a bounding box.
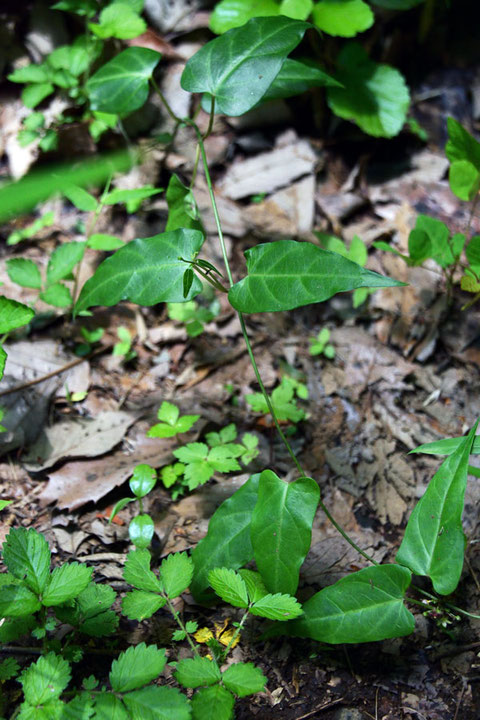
[293,696,344,719]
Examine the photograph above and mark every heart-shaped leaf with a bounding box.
[181,16,311,116]
[228,239,404,313]
[86,47,161,115]
[75,229,204,313]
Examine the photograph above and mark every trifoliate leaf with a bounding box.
[222,662,267,697]
[250,592,303,620]
[174,655,221,688]
[121,590,166,620]
[148,402,200,438]
[42,563,92,606]
[20,652,71,704]
[208,568,248,608]
[110,643,167,692]
[123,548,162,592]
[2,527,51,594]
[160,552,194,598]
[191,685,234,720]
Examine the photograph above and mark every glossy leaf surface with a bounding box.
[396,423,477,595]
[251,470,319,595]
[86,47,161,115]
[190,474,260,602]
[286,564,414,643]
[129,514,154,549]
[75,229,204,313]
[181,16,311,116]
[261,58,340,102]
[228,240,403,313]
[410,435,480,456]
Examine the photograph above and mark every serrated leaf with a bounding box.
[396,422,477,595]
[183,461,214,490]
[86,47,161,115]
[286,564,414,643]
[238,569,268,603]
[89,2,146,40]
[160,552,194,598]
[81,610,119,637]
[312,0,373,37]
[261,58,341,102]
[191,685,234,720]
[124,548,162,592]
[0,657,20,681]
[222,662,266,697]
[47,242,86,285]
[75,230,204,313]
[64,186,98,212]
[123,685,191,720]
[20,652,71,704]
[2,527,51,594]
[250,592,303,620]
[40,283,72,308]
[191,474,260,602]
[175,655,221,689]
[327,43,409,138]
[6,258,42,289]
[445,117,480,172]
[0,296,34,333]
[251,471,319,595]
[181,16,311,116]
[0,584,42,616]
[110,643,167,692]
[60,693,95,720]
[228,240,403,313]
[129,464,157,498]
[77,582,116,619]
[208,568,248,607]
[129,514,155,549]
[121,590,166,620]
[92,692,129,720]
[166,174,204,233]
[43,563,92,606]
[449,160,480,201]
[148,402,199,438]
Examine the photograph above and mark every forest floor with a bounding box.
[1,5,480,719]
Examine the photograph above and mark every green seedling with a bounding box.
[112,325,136,362]
[6,210,54,246]
[246,375,307,423]
[167,296,221,337]
[109,464,158,548]
[317,233,374,307]
[309,328,335,358]
[147,400,200,438]
[75,325,104,357]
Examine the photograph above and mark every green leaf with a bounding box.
[445,117,480,172]
[286,564,414,643]
[181,16,311,117]
[191,686,234,720]
[222,662,266,697]
[8,63,51,84]
[20,653,71,705]
[369,0,424,7]
[250,592,303,620]
[60,693,95,719]
[87,234,124,251]
[238,569,268,603]
[110,643,167,692]
[166,174,204,233]
[466,235,480,271]
[160,552,194,598]
[209,0,279,34]
[396,422,477,595]
[191,474,260,602]
[6,258,42,289]
[175,655,221,689]
[312,0,373,36]
[109,497,135,523]
[75,229,204,313]
[89,2,147,39]
[0,584,42,616]
[229,240,403,313]
[129,515,155,549]
[327,43,409,138]
[63,186,98,212]
[123,686,191,720]
[251,471,319,595]
[261,58,340,102]
[0,297,34,333]
[121,590,166,620]
[410,435,480,456]
[280,0,313,20]
[103,186,163,208]
[39,283,73,308]
[0,615,36,642]
[449,160,480,201]
[72,582,117,632]
[123,548,162,591]
[93,692,129,720]
[43,563,92,606]
[129,464,157,498]
[208,568,249,607]
[0,657,20,681]
[18,129,40,147]
[86,48,161,115]
[147,401,199,438]
[22,83,55,108]
[2,527,51,594]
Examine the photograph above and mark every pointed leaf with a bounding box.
[87,234,124,251]
[181,16,311,116]
[238,569,268,603]
[93,692,129,719]
[250,592,303,620]
[86,47,161,115]
[446,117,480,171]
[191,686,234,720]
[410,434,480,456]
[77,582,116,618]
[286,564,414,643]
[75,230,204,313]
[261,58,341,102]
[222,662,266,697]
[0,584,41,616]
[160,552,194,598]
[6,258,42,289]
[208,568,248,607]
[123,549,162,592]
[43,563,92,606]
[102,186,163,206]
[228,240,404,313]
[251,470,319,595]
[47,242,85,285]
[121,590,166,620]
[63,186,98,212]
[166,174,204,233]
[0,297,34,333]
[20,653,71,705]
[175,655,221,688]
[40,283,73,308]
[191,474,260,603]
[123,686,191,720]
[2,527,50,594]
[110,643,167,692]
[396,422,478,595]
